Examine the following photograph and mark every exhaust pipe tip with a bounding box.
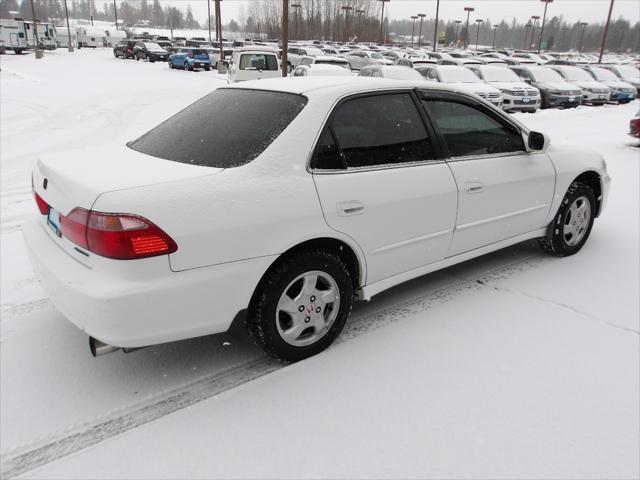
[89,337,120,357]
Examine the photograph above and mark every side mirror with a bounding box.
[528,131,547,151]
[524,78,532,84]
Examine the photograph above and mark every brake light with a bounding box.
[59,208,177,260]
[34,192,49,215]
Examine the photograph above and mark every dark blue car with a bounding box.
[168,48,212,71]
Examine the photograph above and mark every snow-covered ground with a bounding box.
[1,49,638,479]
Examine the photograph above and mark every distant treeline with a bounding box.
[1,0,638,52]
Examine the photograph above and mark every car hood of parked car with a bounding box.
[33,144,222,215]
[534,81,581,92]
[571,80,610,90]
[601,79,637,90]
[486,81,538,91]
[445,82,502,95]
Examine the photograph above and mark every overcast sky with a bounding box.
[101,0,640,26]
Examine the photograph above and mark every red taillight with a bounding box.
[34,192,49,215]
[59,208,177,260]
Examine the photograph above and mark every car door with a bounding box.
[311,91,458,285]
[419,90,556,256]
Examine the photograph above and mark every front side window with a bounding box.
[128,89,307,168]
[424,99,525,158]
[313,93,435,170]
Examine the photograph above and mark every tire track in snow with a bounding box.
[0,252,546,479]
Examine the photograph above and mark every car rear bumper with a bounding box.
[23,216,275,348]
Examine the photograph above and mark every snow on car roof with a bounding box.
[222,76,458,97]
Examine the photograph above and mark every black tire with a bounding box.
[246,250,354,362]
[187,63,194,71]
[204,65,210,71]
[169,61,174,69]
[149,56,155,63]
[539,181,596,257]
[135,54,139,61]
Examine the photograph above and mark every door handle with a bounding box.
[466,182,484,194]
[337,201,365,216]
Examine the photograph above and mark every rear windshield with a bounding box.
[128,89,307,168]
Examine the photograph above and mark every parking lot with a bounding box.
[1,49,639,479]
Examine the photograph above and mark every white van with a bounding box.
[227,47,281,83]
[105,29,126,47]
[0,19,28,54]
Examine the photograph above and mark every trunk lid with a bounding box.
[33,144,221,216]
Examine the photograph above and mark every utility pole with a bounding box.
[281,0,288,77]
[475,18,483,50]
[378,0,389,45]
[454,20,462,47]
[598,0,614,63]
[578,21,588,53]
[417,13,426,47]
[411,15,417,47]
[88,0,93,26]
[492,24,498,49]
[560,26,568,50]
[356,9,365,42]
[432,0,440,51]
[463,7,474,49]
[29,0,42,58]
[113,0,118,31]
[207,0,212,42]
[292,3,302,40]
[63,0,73,51]
[538,0,553,53]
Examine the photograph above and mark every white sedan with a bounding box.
[25,77,610,361]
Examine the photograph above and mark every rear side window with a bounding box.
[239,54,278,71]
[424,100,524,157]
[128,89,307,168]
[313,93,435,169]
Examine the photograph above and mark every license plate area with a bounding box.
[522,97,530,103]
[47,207,62,237]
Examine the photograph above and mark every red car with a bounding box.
[630,110,640,138]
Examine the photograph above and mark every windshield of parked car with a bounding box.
[239,53,278,70]
[481,67,520,82]
[369,52,385,60]
[560,67,592,81]
[128,89,307,168]
[529,67,564,82]
[144,42,163,51]
[315,59,350,68]
[439,67,481,83]
[305,47,324,56]
[590,67,618,81]
[615,65,640,79]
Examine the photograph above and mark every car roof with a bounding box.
[222,76,458,97]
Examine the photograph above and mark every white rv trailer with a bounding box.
[76,25,107,48]
[55,25,77,48]
[104,28,126,47]
[0,19,28,54]
[23,20,57,49]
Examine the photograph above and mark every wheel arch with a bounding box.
[573,170,603,217]
[247,236,367,312]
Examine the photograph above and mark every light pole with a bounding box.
[523,21,532,49]
[282,0,288,77]
[578,21,588,53]
[530,15,540,49]
[475,18,483,50]
[492,24,498,49]
[378,0,390,45]
[356,9,365,42]
[538,0,553,53]
[432,0,440,51]
[453,20,462,47]
[292,4,302,40]
[411,15,417,47]
[207,0,212,42]
[63,0,73,51]
[598,0,614,63]
[215,0,223,64]
[417,13,426,47]
[113,0,118,31]
[342,5,352,43]
[463,7,474,49]
[29,0,42,58]
[88,0,93,26]
[560,26,568,50]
